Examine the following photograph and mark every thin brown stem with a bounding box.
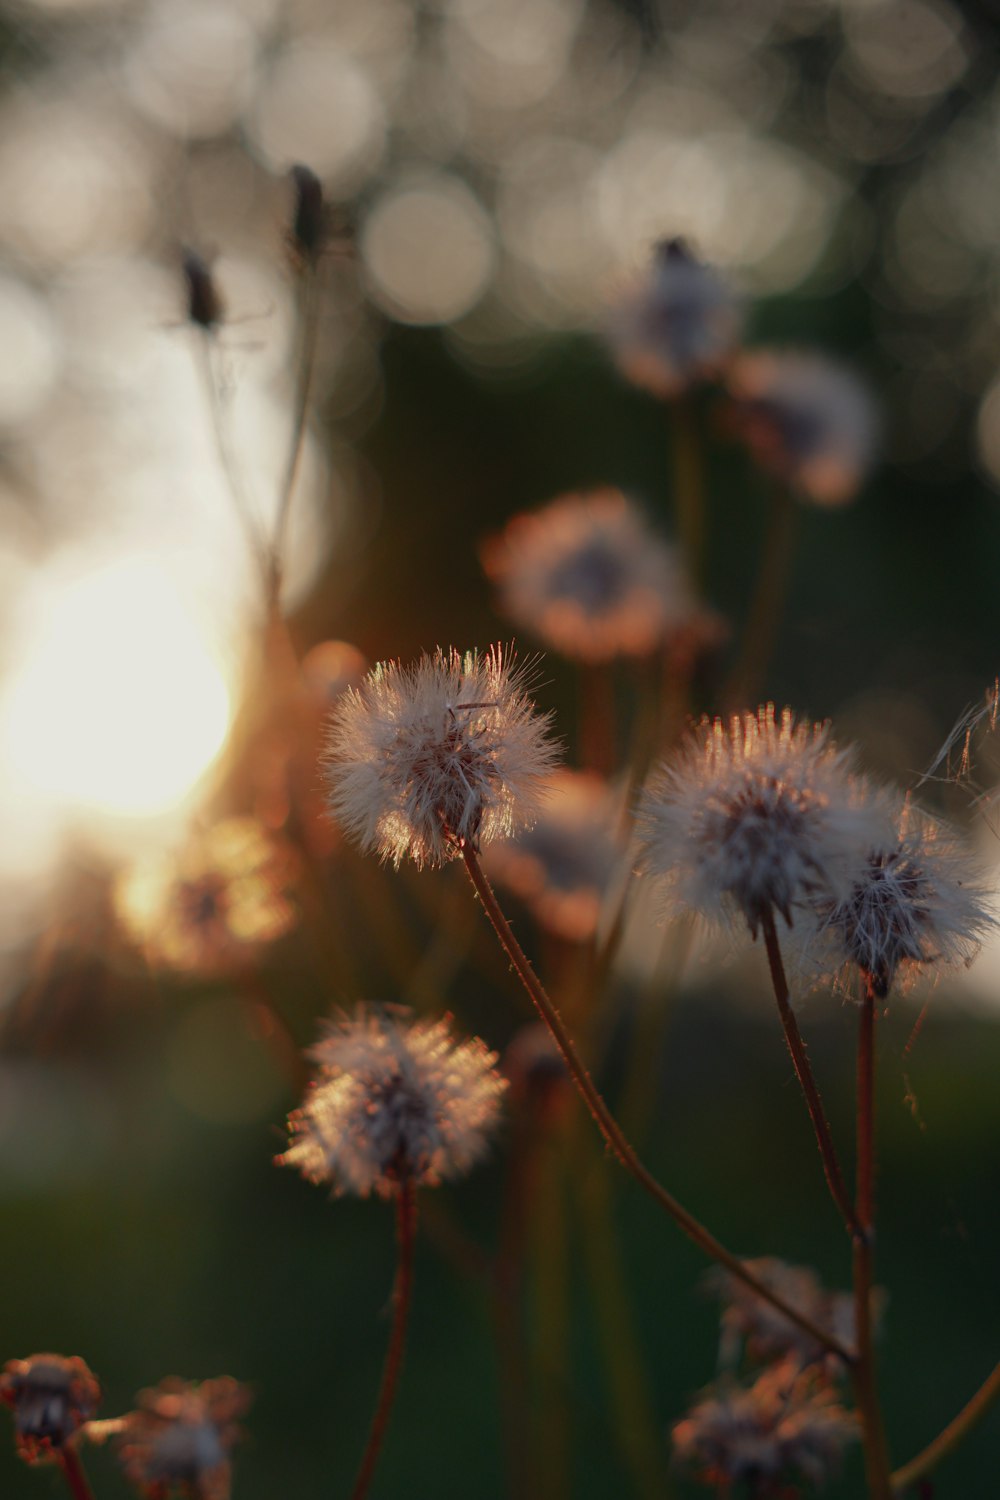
[670,395,705,588]
[852,985,893,1499]
[721,482,797,711]
[59,1447,97,1500]
[268,266,322,615]
[891,1360,1000,1493]
[351,1179,418,1500]
[760,911,861,1239]
[462,844,852,1362]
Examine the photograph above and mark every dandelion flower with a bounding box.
[117,1377,249,1500]
[484,769,626,942]
[0,1354,100,1463]
[481,490,703,664]
[672,1358,858,1491]
[279,1005,507,1198]
[323,645,559,869]
[708,1258,857,1371]
[725,349,877,506]
[605,239,743,399]
[637,706,885,936]
[800,802,994,999]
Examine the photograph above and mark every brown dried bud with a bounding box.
[0,1353,101,1462]
[289,164,326,266]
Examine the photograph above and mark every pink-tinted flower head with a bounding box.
[280,1005,507,1198]
[323,645,559,869]
[605,239,743,398]
[117,1377,249,1500]
[709,1257,857,1370]
[0,1354,100,1463]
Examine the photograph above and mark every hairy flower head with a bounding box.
[323,646,559,869]
[672,1358,858,1492]
[117,1377,249,1500]
[725,349,877,506]
[637,706,886,936]
[605,239,743,399]
[481,490,705,664]
[279,1005,507,1198]
[708,1258,857,1371]
[799,801,994,999]
[0,1354,100,1463]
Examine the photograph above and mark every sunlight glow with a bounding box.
[0,558,233,818]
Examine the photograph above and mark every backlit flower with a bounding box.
[481,490,702,664]
[636,706,885,936]
[709,1258,856,1370]
[117,1377,249,1500]
[672,1358,858,1492]
[0,1354,100,1463]
[485,769,626,942]
[800,802,994,999]
[725,349,877,506]
[605,239,743,398]
[279,1005,507,1198]
[323,646,559,869]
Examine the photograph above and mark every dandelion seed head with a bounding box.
[636,706,886,936]
[0,1354,100,1464]
[117,1377,249,1500]
[280,1006,507,1198]
[605,239,743,399]
[672,1359,858,1491]
[709,1258,857,1371]
[800,803,994,998]
[323,646,559,869]
[726,349,877,506]
[482,490,702,664]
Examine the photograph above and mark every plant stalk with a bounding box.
[59,1447,97,1500]
[891,1360,1000,1493]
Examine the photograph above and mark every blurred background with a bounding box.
[0,0,999,1494]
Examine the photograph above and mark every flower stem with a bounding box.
[351,1178,418,1500]
[891,1360,1000,1493]
[670,395,706,588]
[268,263,322,616]
[852,986,893,1499]
[59,1447,96,1500]
[760,911,861,1239]
[462,844,852,1361]
[721,481,797,710]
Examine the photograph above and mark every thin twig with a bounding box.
[891,1360,1000,1493]
[351,1178,418,1500]
[760,911,861,1239]
[462,844,853,1362]
[268,266,322,615]
[195,334,270,591]
[59,1447,97,1500]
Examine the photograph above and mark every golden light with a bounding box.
[0,556,233,819]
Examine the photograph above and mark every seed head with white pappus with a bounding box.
[323,646,559,869]
[279,1006,507,1197]
[637,706,886,937]
[800,801,994,999]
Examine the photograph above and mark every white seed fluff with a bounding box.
[636,706,887,935]
[323,646,560,869]
[280,1006,508,1198]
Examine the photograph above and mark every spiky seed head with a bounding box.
[636,705,888,937]
[279,1005,507,1198]
[0,1354,100,1463]
[323,645,560,869]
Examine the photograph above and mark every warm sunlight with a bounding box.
[0,556,233,819]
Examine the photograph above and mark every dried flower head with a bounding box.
[323,646,559,869]
[637,706,886,937]
[725,349,877,506]
[280,1005,507,1198]
[484,770,625,942]
[709,1258,856,1371]
[481,490,701,664]
[0,1354,100,1463]
[605,238,743,398]
[113,818,298,975]
[117,1377,249,1500]
[672,1358,858,1492]
[799,802,994,999]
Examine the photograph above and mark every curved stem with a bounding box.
[462,845,852,1362]
[59,1447,96,1500]
[195,335,270,591]
[852,986,892,1498]
[891,1360,1000,1493]
[351,1179,418,1500]
[760,912,861,1239]
[268,266,322,616]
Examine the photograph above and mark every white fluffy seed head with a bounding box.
[796,801,995,999]
[279,1006,508,1198]
[323,646,560,869]
[636,706,889,936]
